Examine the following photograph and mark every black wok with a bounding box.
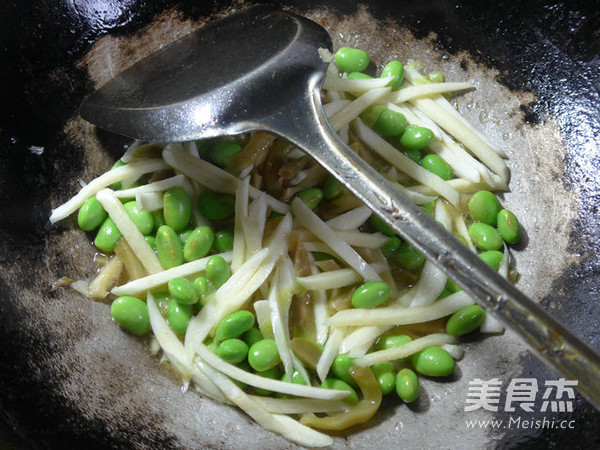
[1,0,599,448]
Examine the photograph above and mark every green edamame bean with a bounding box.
[242,327,263,348]
[166,299,193,334]
[468,190,502,226]
[216,338,249,364]
[421,154,453,180]
[479,250,504,271]
[248,339,281,372]
[183,226,214,262]
[399,125,435,150]
[403,148,423,164]
[152,210,166,230]
[322,175,344,200]
[410,346,455,377]
[370,214,395,237]
[198,190,235,221]
[282,370,307,385]
[446,304,486,337]
[213,228,234,252]
[497,209,521,244]
[360,104,385,127]
[331,354,357,387]
[396,368,419,402]
[209,142,242,167]
[110,296,151,335]
[179,229,193,244]
[206,338,219,353]
[254,366,282,396]
[394,241,425,270]
[167,277,198,305]
[215,310,256,341]
[163,187,192,232]
[381,236,401,258]
[347,71,372,80]
[156,225,184,269]
[334,47,370,73]
[94,217,122,253]
[295,188,323,210]
[427,70,444,83]
[371,361,396,395]
[381,60,404,91]
[468,222,503,251]
[206,255,231,288]
[371,361,395,378]
[372,109,407,137]
[321,378,359,404]
[445,278,462,294]
[351,281,391,309]
[377,371,396,395]
[77,196,107,231]
[376,334,412,351]
[193,276,215,305]
[123,201,155,235]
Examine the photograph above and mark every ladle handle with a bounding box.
[265,85,600,411]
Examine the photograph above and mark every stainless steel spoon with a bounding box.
[80,5,600,408]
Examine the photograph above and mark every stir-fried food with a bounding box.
[51,48,521,447]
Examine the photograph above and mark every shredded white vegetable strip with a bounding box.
[296,269,362,291]
[96,189,163,274]
[353,118,460,206]
[291,198,380,281]
[333,230,388,249]
[135,191,163,211]
[267,266,295,380]
[328,291,474,327]
[147,293,226,402]
[194,355,333,448]
[185,215,292,357]
[322,75,394,92]
[316,327,346,382]
[50,49,522,446]
[354,333,457,367]
[432,92,508,158]
[50,159,169,223]
[389,81,474,103]
[111,252,232,296]
[114,174,186,198]
[328,86,391,131]
[232,177,249,271]
[254,300,275,339]
[195,345,349,401]
[325,206,372,230]
[409,199,451,307]
[163,144,289,213]
[340,325,390,357]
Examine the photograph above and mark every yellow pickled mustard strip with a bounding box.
[300,366,381,431]
[113,239,147,280]
[88,255,123,300]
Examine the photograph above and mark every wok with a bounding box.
[1,0,599,448]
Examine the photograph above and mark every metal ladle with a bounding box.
[80,5,600,408]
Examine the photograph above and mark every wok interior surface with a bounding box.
[1,0,599,448]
